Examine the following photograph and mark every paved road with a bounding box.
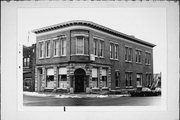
[23,95,161,106]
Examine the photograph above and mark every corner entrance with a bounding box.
[74,68,86,93]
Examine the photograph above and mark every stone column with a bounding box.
[53,66,57,89]
[35,67,38,92]
[99,67,103,91]
[89,65,93,89]
[108,67,111,90]
[41,67,46,91]
[66,66,70,92]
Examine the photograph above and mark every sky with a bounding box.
[18,8,166,73]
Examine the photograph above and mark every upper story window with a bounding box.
[45,41,51,58]
[93,39,98,56]
[136,49,142,64]
[39,42,44,58]
[125,46,132,62]
[145,52,151,65]
[76,36,84,55]
[110,43,113,59]
[61,38,66,56]
[23,57,30,67]
[53,39,59,57]
[115,44,118,59]
[99,40,104,57]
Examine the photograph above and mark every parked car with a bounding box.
[130,87,161,97]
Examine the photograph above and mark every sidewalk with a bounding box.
[23,92,130,98]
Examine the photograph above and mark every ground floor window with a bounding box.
[115,71,120,87]
[125,72,132,87]
[137,73,142,87]
[102,69,107,87]
[58,67,67,89]
[46,68,54,88]
[146,73,152,87]
[92,68,98,88]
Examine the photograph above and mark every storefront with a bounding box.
[35,63,111,93]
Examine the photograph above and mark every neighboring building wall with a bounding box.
[23,44,36,91]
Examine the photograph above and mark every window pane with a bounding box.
[77,37,84,54]
[61,39,66,55]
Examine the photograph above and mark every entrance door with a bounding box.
[74,68,86,93]
[75,75,84,92]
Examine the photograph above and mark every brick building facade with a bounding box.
[32,20,155,93]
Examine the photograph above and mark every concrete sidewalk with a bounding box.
[23,92,130,98]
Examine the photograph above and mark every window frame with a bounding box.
[76,36,85,55]
[125,46,132,62]
[110,43,113,59]
[125,72,133,88]
[114,44,118,60]
[45,40,51,58]
[61,38,66,56]
[53,39,60,57]
[39,42,44,59]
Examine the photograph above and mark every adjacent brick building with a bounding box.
[23,44,36,91]
[32,20,155,93]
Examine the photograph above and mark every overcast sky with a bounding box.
[18,8,166,74]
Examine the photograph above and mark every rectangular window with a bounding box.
[136,73,142,87]
[110,43,113,59]
[46,68,54,88]
[39,42,44,58]
[46,41,50,57]
[115,71,120,87]
[92,68,98,88]
[125,72,132,87]
[27,58,30,67]
[61,39,66,56]
[24,58,26,67]
[115,44,118,59]
[102,69,107,87]
[54,40,59,57]
[145,52,151,65]
[125,47,128,61]
[99,40,104,57]
[146,74,152,87]
[58,67,67,88]
[76,37,84,54]
[93,39,98,56]
[125,46,132,62]
[136,49,142,63]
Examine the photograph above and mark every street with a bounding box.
[23,95,161,106]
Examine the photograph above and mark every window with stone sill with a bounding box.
[110,43,113,59]
[145,52,151,65]
[136,49,142,64]
[39,42,44,58]
[115,71,120,87]
[125,46,132,62]
[58,67,67,89]
[102,69,107,87]
[93,38,98,56]
[136,73,142,87]
[99,40,104,57]
[45,41,51,58]
[61,39,66,56]
[92,68,98,88]
[46,68,54,88]
[125,72,132,87]
[115,44,118,59]
[53,39,59,57]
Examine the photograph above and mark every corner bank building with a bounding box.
[32,20,155,93]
